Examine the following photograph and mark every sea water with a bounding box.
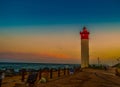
[0,62,80,72]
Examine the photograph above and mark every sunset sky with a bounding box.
[0,0,120,65]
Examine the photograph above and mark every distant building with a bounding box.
[80,27,90,68]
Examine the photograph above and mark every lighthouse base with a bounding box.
[81,39,89,68]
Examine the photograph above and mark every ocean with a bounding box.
[0,62,80,72]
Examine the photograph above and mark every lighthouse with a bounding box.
[80,27,90,68]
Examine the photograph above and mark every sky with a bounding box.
[0,0,120,65]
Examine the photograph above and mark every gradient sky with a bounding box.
[0,0,120,65]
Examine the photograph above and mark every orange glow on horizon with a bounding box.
[0,25,120,64]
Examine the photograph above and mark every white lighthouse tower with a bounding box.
[80,27,90,68]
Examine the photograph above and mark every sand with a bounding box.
[1,68,120,87]
[37,68,120,87]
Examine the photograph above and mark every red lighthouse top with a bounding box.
[80,27,89,39]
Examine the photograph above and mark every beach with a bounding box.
[37,68,120,87]
[1,68,120,87]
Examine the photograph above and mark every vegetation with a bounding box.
[112,63,120,68]
[89,64,107,70]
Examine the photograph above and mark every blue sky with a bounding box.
[0,0,120,64]
[0,0,120,27]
